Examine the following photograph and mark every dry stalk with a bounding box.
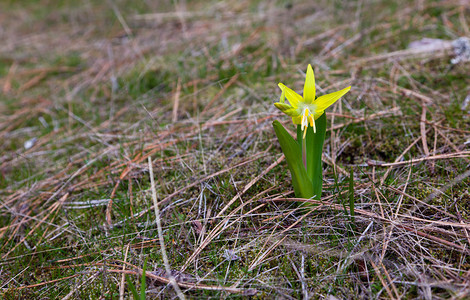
[148,156,186,300]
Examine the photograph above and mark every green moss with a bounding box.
[53,52,83,68]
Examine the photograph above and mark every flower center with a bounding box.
[300,107,316,139]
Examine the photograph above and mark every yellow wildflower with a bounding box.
[274,64,351,138]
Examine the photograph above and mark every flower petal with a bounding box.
[314,86,351,112]
[274,102,292,111]
[278,83,302,108]
[303,64,315,104]
[292,115,302,125]
[274,102,300,117]
[313,110,324,120]
[279,87,286,103]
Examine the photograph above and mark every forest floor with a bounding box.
[1,0,469,298]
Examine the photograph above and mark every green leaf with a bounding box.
[302,113,326,199]
[140,258,148,300]
[126,275,139,300]
[273,120,314,198]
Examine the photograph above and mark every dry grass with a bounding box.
[1,0,470,298]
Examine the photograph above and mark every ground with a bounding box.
[1,0,469,299]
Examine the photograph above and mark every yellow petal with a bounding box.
[274,102,292,111]
[303,64,315,104]
[274,102,300,117]
[292,115,302,125]
[313,110,324,120]
[278,83,302,108]
[314,86,351,112]
[279,87,286,103]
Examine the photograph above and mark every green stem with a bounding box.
[302,136,307,170]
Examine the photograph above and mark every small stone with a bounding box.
[451,37,470,64]
[24,137,37,150]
